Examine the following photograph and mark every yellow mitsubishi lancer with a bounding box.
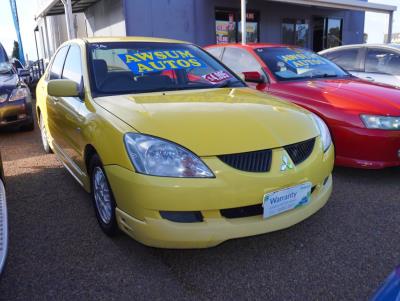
[36,37,334,248]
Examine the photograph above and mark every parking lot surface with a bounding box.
[0,114,399,300]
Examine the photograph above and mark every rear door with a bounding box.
[45,46,69,145]
[362,47,400,87]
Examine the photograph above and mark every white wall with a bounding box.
[85,0,126,37]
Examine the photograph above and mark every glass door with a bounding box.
[312,17,343,52]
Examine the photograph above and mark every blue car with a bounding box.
[0,42,34,131]
[0,152,7,275]
[371,266,400,301]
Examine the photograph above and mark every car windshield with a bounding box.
[0,62,14,75]
[255,47,349,81]
[88,42,245,95]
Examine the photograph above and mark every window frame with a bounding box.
[323,46,363,72]
[61,43,84,100]
[363,47,400,75]
[221,46,268,82]
[46,45,70,81]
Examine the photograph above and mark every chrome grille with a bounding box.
[218,149,272,172]
[284,138,316,165]
[0,179,7,274]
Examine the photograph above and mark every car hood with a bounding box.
[275,78,400,115]
[94,88,319,156]
[0,73,18,95]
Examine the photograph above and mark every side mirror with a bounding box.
[17,68,30,77]
[242,71,265,84]
[48,79,79,97]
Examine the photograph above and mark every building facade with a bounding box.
[34,0,395,61]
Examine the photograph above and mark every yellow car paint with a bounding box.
[36,37,334,248]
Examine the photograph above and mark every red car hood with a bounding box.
[273,78,400,115]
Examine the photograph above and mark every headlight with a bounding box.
[0,94,8,103]
[361,115,400,130]
[311,114,332,152]
[124,133,214,178]
[9,87,29,102]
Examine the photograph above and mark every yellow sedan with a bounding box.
[36,37,334,248]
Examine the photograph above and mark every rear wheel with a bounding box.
[39,114,52,153]
[90,154,118,236]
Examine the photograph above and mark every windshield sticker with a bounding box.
[118,50,207,74]
[202,70,232,84]
[278,53,327,68]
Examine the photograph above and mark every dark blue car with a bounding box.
[0,42,34,131]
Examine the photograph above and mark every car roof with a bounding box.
[68,36,188,45]
[207,43,295,49]
[320,43,400,53]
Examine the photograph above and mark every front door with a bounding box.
[56,44,88,179]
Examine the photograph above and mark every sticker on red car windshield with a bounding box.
[118,49,207,74]
[202,70,232,84]
[278,53,327,68]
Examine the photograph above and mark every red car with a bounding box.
[206,44,400,169]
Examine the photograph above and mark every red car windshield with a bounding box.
[255,47,349,81]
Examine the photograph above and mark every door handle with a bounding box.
[365,76,375,81]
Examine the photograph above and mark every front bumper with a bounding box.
[0,179,8,274]
[0,98,33,129]
[105,138,334,248]
[334,125,400,169]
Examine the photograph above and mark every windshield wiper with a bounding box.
[311,73,338,79]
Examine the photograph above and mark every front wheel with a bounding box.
[90,154,118,236]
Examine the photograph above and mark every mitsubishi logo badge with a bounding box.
[280,154,294,171]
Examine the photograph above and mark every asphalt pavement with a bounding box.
[0,115,399,300]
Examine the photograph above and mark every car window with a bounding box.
[88,42,245,96]
[255,47,348,81]
[365,49,400,75]
[49,46,69,80]
[323,48,359,71]
[62,45,83,85]
[207,47,224,59]
[222,47,262,74]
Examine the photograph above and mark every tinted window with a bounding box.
[365,49,400,75]
[62,45,83,85]
[49,46,69,80]
[324,48,359,70]
[207,47,224,59]
[222,47,262,74]
[255,47,348,81]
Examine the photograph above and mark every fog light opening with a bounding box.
[160,211,203,223]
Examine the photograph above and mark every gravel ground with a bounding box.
[0,114,399,300]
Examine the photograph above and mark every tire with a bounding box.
[39,114,52,153]
[20,121,34,131]
[89,154,118,236]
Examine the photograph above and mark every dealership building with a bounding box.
[34,0,396,61]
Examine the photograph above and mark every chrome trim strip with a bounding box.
[0,179,8,274]
[52,142,84,187]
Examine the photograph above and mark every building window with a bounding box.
[282,19,309,48]
[313,17,343,52]
[215,9,259,44]
[326,18,343,49]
